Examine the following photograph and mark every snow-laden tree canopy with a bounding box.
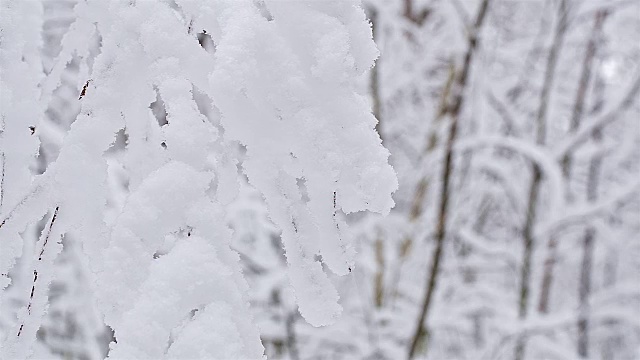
[0,0,397,358]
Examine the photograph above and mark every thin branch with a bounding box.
[554,75,640,158]
[17,206,59,337]
[38,207,59,260]
[0,183,44,231]
[486,90,521,137]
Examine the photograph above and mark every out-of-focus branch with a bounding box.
[285,312,300,360]
[574,0,636,21]
[539,10,608,318]
[515,1,569,359]
[367,6,383,142]
[0,184,46,231]
[451,0,471,30]
[386,61,456,306]
[578,152,601,358]
[374,232,385,308]
[487,90,521,137]
[407,1,491,358]
[508,0,553,102]
[562,9,609,181]
[554,75,640,158]
[538,179,640,237]
[403,0,430,26]
[456,136,566,206]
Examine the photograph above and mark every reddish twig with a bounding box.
[79,79,92,100]
[16,206,59,337]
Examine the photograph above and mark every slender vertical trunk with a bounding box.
[538,9,607,316]
[515,2,568,359]
[406,1,490,358]
[578,127,603,357]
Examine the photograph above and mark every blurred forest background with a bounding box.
[1,0,639,359]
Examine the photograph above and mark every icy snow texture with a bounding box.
[0,0,45,288]
[207,0,397,326]
[0,0,397,358]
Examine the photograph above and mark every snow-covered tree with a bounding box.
[3,0,639,359]
[0,0,397,358]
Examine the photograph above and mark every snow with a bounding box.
[1,0,396,357]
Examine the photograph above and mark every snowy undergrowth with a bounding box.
[0,0,397,358]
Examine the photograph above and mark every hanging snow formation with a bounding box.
[0,0,397,358]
